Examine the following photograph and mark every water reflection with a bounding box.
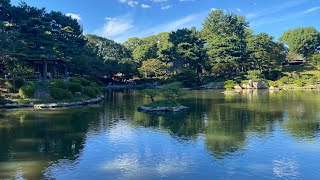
[0,89,319,179]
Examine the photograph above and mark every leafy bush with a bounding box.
[68,82,82,93]
[142,89,159,102]
[295,80,303,87]
[278,76,289,84]
[84,86,97,98]
[19,85,36,98]
[0,95,5,105]
[79,77,91,86]
[5,78,25,93]
[277,80,284,86]
[0,78,5,86]
[50,87,72,100]
[289,78,295,83]
[176,69,198,88]
[161,82,184,103]
[69,77,82,84]
[50,79,67,89]
[246,70,263,81]
[290,71,300,80]
[74,92,82,97]
[263,70,282,81]
[301,75,310,81]
[268,81,278,87]
[311,53,320,65]
[309,76,318,85]
[224,80,236,90]
[89,82,102,94]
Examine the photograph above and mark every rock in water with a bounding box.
[137,105,189,112]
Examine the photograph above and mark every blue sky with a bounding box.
[11,0,320,43]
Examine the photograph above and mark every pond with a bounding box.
[0,90,320,180]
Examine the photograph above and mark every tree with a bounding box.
[247,33,285,71]
[85,34,136,80]
[142,89,159,102]
[279,27,320,58]
[123,37,143,52]
[164,27,207,72]
[132,42,158,62]
[201,10,248,77]
[138,59,167,78]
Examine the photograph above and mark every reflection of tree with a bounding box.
[0,108,103,180]
[0,89,319,178]
[204,105,246,158]
[285,119,319,139]
[279,91,320,140]
[132,112,205,139]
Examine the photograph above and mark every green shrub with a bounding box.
[19,85,36,98]
[5,78,25,93]
[142,89,159,102]
[0,95,5,105]
[89,82,102,94]
[263,70,282,81]
[0,78,5,86]
[74,92,82,97]
[50,79,67,89]
[176,69,198,88]
[224,80,236,90]
[295,80,303,87]
[84,86,97,98]
[289,78,295,83]
[246,70,263,81]
[49,87,72,100]
[277,80,284,86]
[69,77,81,84]
[79,77,91,86]
[301,75,310,81]
[291,71,300,80]
[309,76,318,85]
[162,82,184,103]
[68,82,82,93]
[268,81,278,87]
[278,76,289,84]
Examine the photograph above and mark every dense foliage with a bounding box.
[0,1,319,90]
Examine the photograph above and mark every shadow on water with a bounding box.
[0,89,319,179]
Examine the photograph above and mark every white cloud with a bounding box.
[179,0,196,2]
[139,11,207,37]
[66,13,81,21]
[245,13,256,19]
[119,0,138,7]
[210,8,217,11]
[161,4,172,10]
[105,17,114,20]
[95,16,134,40]
[141,4,151,8]
[303,6,320,14]
[236,8,241,12]
[151,0,168,2]
[93,11,208,42]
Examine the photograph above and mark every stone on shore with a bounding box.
[137,105,189,112]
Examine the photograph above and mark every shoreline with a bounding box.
[1,95,105,110]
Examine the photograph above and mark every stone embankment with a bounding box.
[3,95,105,109]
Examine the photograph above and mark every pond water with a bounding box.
[0,90,320,180]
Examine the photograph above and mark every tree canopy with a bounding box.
[0,2,319,86]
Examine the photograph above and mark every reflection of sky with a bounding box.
[41,119,320,180]
[273,158,299,178]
